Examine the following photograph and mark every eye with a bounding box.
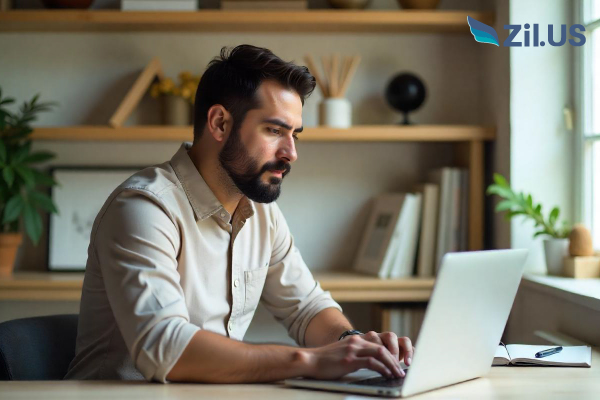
[292,133,299,141]
[267,127,280,135]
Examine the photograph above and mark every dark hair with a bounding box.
[193,44,316,143]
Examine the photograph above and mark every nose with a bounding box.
[276,134,298,164]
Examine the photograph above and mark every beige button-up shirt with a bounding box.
[65,142,341,383]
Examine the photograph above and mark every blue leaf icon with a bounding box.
[467,16,499,46]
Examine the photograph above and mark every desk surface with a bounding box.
[1,349,598,399]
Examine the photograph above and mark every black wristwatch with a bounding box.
[338,329,363,341]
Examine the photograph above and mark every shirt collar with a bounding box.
[170,142,255,223]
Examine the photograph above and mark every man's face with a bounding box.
[218,80,303,203]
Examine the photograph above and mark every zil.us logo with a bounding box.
[467,16,586,47]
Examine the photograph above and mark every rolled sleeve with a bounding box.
[260,204,342,347]
[93,189,200,383]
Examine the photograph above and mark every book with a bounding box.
[430,168,452,272]
[353,194,406,278]
[388,193,422,279]
[493,344,592,367]
[416,184,439,277]
[122,0,198,11]
[458,169,469,251]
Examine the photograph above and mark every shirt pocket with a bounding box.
[243,265,269,315]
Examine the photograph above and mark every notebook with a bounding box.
[493,344,592,367]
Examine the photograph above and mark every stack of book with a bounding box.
[353,167,469,279]
[121,0,198,11]
[221,0,308,10]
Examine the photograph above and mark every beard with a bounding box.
[218,126,291,204]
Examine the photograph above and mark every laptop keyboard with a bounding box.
[354,375,406,388]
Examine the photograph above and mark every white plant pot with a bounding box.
[319,97,352,128]
[543,238,569,276]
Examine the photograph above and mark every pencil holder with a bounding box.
[319,97,351,128]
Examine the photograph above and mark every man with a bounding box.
[65,44,413,384]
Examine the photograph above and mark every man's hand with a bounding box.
[356,331,414,368]
[301,334,404,380]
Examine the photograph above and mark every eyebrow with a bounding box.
[262,118,303,133]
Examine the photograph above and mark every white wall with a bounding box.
[509,0,575,273]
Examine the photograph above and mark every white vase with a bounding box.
[319,97,352,128]
[163,96,191,126]
[543,238,569,276]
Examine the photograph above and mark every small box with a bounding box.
[563,256,600,278]
[0,0,13,11]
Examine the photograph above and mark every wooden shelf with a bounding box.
[31,125,495,142]
[0,10,494,33]
[0,271,434,303]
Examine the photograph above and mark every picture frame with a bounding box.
[47,166,143,272]
[353,193,406,278]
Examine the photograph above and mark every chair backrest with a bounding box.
[0,314,78,380]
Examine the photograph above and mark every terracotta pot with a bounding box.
[41,0,94,9]
[0,233,22,277]
[398,0,440,9]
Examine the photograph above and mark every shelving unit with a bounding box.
[0,10,493,33]
[31,125,494,142]
[0,271,435,303]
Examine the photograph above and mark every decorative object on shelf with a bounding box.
[150,70,200,126]
[0,87,58,276]
[304,53,360,128]
[221,0,308,10]
[568,224,594,256]
[327,0,371,9]
[487,173,572,276]
[0,0,13,11]
[397,0,439,9]
[41,0,94,8]
[563,255,600,278]
[109,57,175,128]
[122,0,198,11]
[385,72,426,125]
[48,167,141,271]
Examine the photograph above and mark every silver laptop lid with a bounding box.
[401,249,528,397]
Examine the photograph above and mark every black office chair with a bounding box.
[0,314,78,380]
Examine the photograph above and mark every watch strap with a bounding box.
[338,329,363,341]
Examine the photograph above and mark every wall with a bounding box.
[509,0,575,273]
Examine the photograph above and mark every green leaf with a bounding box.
[1,194,25,224]
[2,166,14,187]
[31,169,57,187]
[534,230,549,238]
[526,194,533,209]
[23,203,43,246]
[487,184,514,199]
[493,173,509,187]
[14,165,36,188]
[495,200,515,212]
[0,141,6,163]
[28,190,58,214]
[23,151,55,164]
[0,98,15,106]
[12,142,31,163]
[549,207,560,226]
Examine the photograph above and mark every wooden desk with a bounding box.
[0,272,435,303]
[1,349,598,399]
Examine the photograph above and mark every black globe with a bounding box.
[385,73,426,125]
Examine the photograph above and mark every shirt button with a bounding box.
[220,212,226,218]
[234,279,239,288]
[228,322,233,331]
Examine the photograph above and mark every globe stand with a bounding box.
[400,112,411,125]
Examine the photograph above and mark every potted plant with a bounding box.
[150,71,201,126]
[0,87,59,276]
[487,173,571,275]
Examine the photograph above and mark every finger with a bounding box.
[356,356,393,379]
[398,337,414,366]
[379,332,400,361]
[357,345,404,377]
[361,331,383,346]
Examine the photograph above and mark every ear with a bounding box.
[205,104,232,143]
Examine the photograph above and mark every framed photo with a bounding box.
[47,166,143,272]
[352,193,406,278]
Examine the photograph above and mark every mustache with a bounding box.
[261,160,291,177]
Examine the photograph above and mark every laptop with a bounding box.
[285,249,529,398]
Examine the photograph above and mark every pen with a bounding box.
[535,346,563,358]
